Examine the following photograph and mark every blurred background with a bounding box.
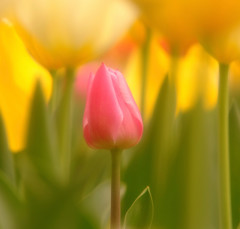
[1,0,240,229]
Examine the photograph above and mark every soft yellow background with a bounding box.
[0,19,52,152]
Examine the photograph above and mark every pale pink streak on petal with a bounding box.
[109,68,142,122]
[110,68,143,148]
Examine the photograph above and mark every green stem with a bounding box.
[49,70,60,115]
[140,27,151,121]
[111,149,122,229]
[218,63,232,229]
[59,68,75,183]
[169,53,179,87]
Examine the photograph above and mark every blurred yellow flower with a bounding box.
[125,33,169,120]
[176,44,218,111]
[188,0,240,36]
[75,21,219,120]
[0,19,52,152]
[131,0,196,52]
[13,0,138,69]
[125,35,219,119]
[202,26,240,64]
[132,0,240,54]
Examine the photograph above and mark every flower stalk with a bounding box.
[82,63,143,228]
[59,68,75,183]
[111,149,122,229]
[140,27,151,121]
[218,63,232,229]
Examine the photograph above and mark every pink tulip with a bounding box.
[83,63,143,150]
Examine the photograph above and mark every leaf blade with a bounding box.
[123,186,153,229]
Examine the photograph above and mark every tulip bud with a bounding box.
[83,64,143,150]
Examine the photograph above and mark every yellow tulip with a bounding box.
[0,19,52,152]
[198,2,240,64]
[132,0,240,54]
[202,26,240,64]
[12,0,138,69]
[131,0,196,52]
[187,0,240,36]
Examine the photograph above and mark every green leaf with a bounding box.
[0,113,15,183]
[123,93,220,228]
[237,221,240,229]
[0,171,24,229]
[71,150,110,197]
[173,103,219,229]
[26,82,59,183]
[123,76,176,221]
[123,186,153,229]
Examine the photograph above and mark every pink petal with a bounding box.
[85,63,123,148]
[110,68,143,148]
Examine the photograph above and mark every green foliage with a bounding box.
[26,81,59,183]
[0,112,22,229]
[174,103,219,229]
[5,82,108,229]
[123,186,153,229]
[229,102,240,229]
[0,113,15,184]
[1,74,240,229]
[0,173,23,229]
[122,77,176,226]
[123,77,221,229]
